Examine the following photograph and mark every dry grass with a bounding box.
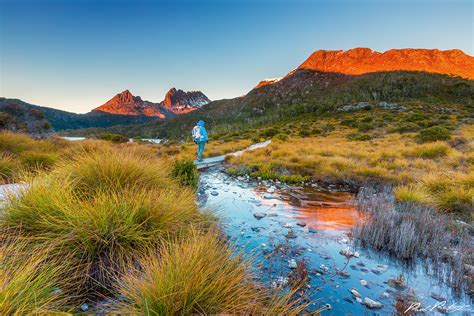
[229,125,474,217]
[0,236,72,314]
[0,135,305,313]
[116,228,306,315]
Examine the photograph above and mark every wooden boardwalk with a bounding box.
[194,140,271,170]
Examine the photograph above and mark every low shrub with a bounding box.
[259,128,278,138]
[416,126,451,143]
[347,133,372,141]
[273,133,289,141]
[100,133,129,143]
[172,158,199,189]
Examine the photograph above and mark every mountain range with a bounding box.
[0,88,210,134]
[1,48,473,136]
[93,88,210,117]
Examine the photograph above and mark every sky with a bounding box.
[0,0,472,113]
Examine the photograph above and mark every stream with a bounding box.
[198,166,473,315]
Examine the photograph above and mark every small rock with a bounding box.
[296,221,306,227]
[319,264,329,272]
[336,269,351,278]
[267,186,276,193]
[350,288,361,298]
[261,243,267,248]
[340,247,355,258]
[283,222,293,228]
[253,213,267,220]
[80,303,89,312]
[210,191,219,196]
[382,291,390,298]
[356,297,363,304]
[353,251,360,258]
[288,259,297,269]
[340,237,349,244]
[324,303,332,310]
[430,292,447,302]
[285,230,297,239]
[360,279,368,287]
[363,297,383,309]
[263,194,273,199]
[308,228,317,233]
[267,212,278,217]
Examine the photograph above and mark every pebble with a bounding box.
[267,186,276,193]
[319,264,329,272]
[210,191,219,196]
[288,259,297,269]
[382,291,390,298]
[350,288,361,298]
[283,222,293,228]
[360,279,368,287]
[253,212,267,220]
[286,230,297,239]
[263,194,273,199]
[308,228,317,233]
[363,297,383,309]
[296,221,307,227]
[80,304,89,312]
[340,247,355,258]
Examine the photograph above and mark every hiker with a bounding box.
[192,120,208,161]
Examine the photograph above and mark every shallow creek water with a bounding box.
[198,167,472,315]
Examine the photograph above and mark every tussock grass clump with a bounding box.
[52,147,172,195]
[0,238,71,314]
[0,131,69,181]
[172,158,199,189]
[1,147,206,298]
[117,229,305,315]
[416,126,451,143]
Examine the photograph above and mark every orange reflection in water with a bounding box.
[256,187,364,231]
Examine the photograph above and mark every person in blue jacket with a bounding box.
[192,120,208,161]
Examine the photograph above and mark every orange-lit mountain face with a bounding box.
[92,88,210,117]
[297,48,474,79]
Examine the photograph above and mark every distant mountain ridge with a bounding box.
[297,48,474,79]
[93,88,210,117]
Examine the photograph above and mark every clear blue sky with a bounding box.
[0,0,472,113]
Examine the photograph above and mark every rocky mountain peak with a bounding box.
[297,48,474,79]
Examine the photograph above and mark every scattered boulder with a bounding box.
[378,101,406,111]
[337,102,371,112]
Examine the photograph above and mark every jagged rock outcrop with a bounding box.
[92,88,210,117]
[93,90,169,118]
[162,88,210,113]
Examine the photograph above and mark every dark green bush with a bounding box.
[357,122,374,132]
[348,133,373,141]
[100,133,129,143]
[416,126,451,143]
[298,130,310,138]
[390,122,420,133]
[172,159,199,189]
[273,133,288,141]
[259,128,278,138]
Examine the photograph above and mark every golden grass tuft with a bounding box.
[116,228,306,315]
